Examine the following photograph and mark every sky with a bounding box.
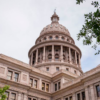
[0,0,100,72]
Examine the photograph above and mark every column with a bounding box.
[61,45,63,62]
[78,54,81,68]
[51,82,54,93]
[39,78,42,90]
[61,77,64,89]
[18,92,22,100]
[85,87,89,100]
[38,98,41,100]
[61,97,64,100]
[52,45,54,62]
[73,93,76,100]
[36,49,38,64]
[69,48,71,63]
[90,85,95,100]
[75,51,77,64]
[24,94,27,100]
[43,46,45,62]
[31,53,33,66]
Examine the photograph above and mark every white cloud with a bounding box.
[0,0,99,72]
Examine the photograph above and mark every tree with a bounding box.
[0,86,9,100]
[76,0,100,55]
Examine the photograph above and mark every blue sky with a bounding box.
[0,0,100,72]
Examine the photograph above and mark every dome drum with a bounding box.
[29,44,82,74]
[28,12,83,75]
[35,33,75,45]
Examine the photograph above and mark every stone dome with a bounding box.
[40,12,70,36]
[40,23,70,36]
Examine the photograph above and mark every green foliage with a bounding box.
[76,0,85,4]
[0,86,9,100]
[76,0,100,55]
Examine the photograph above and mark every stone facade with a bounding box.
[0,12,100,100]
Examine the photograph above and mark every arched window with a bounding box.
[48,54,52,60]
[67,38,69,42]
[38,57,40,62]
[49,36,52,40]
[44,37,46,40]
[55,36,59,39]
[49,49,51,52]
[55,54,59,60]
[55,49,58,52]
[62,37,65,40]
[63,55,66,60]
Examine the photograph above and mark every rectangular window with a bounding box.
[55,83,57,91]
[7,71,12,80]
[96,85,100,97]
[46,68,49,71]
[77,93,80,100]
[14,73,19,82]
[29,78,33,87]
[34,80,37,88]
[42,82,45,91]
[11,93,16,100]
[33,99,37,100]
[58,82,60,90]
[65,98,68,100]
[28,98,31,100]
[56,67,59,71]
[5,92,9,100]
[82,92,85,100]
[66,68,69,71]
[46,84,49,92]
[69,96,72,100]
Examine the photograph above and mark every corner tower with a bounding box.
[28,12,82,75]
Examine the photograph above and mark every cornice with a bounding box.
[0,54,52,79]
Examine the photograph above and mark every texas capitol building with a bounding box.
[0,12,100,100]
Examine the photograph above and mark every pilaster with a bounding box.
[18,92,22,100]
[90,85,95,100]
[85,87,89,100]
[24,94,27,100]
[73,93,76,100]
